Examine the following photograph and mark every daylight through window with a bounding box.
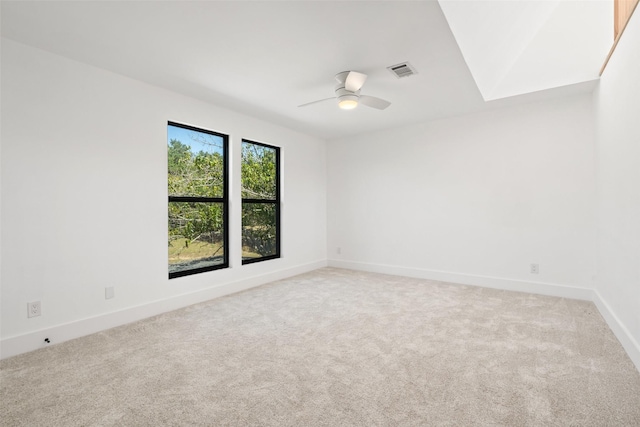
[241,140,280,264]
[168,122,228,278]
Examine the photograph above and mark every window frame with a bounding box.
[168,121,229,279]
[241,139,281,265]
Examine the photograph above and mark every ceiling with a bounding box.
[1,1,609,140]
[440,0,612,100]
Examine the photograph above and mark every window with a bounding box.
[241,140,280,264]
[168,122,228,278]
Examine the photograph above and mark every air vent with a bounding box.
[387,62,418,79]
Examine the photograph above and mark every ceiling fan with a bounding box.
[298,71,391,111]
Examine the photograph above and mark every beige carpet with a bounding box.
[2,267,640,426]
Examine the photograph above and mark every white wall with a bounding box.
[328,94,597,297]
[3,16,639,372]
[0,39,327,358]
[593,10,640,368]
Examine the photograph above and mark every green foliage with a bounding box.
[242,202,277,258]
[241,143,277,258]
[168,138,224,198]
[168,139,190,175]
[168,137,224,267]
[168,201,223,268]
[168,136,278,267]
[241,143,276,199]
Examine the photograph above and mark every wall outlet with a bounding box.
[27,301,41,318]
[336,247,341,255]
[105,287,115,300]
[530,263,539,274]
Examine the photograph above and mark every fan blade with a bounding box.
[359,95,391,110]
[298,97,336,108]
[345,71,367,92]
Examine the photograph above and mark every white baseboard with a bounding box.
[328,259,594,300]
[592,290,640,372]
[0,260,327,360]
[5,258,638,374]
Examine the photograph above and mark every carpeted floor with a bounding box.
[1,267,640,426]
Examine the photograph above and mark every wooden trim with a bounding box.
[601,0,639,75]
[614,0,620,39]
[617,0,639,37]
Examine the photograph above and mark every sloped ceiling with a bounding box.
[1,1,611,140]
[439,0,613,101]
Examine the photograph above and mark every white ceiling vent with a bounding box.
[387,62,418,79]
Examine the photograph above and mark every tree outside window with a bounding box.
[241,140,280,264]
[168,122,228,278]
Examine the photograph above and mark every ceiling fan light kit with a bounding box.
[338,97,359,110]
[299,70,391,111]
[336,87,360,110]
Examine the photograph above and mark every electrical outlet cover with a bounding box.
[27,301,41,318]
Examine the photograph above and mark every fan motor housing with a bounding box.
[334,71,351,83]
[335,86,360,100]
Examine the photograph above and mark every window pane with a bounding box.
[169,202,225,274]
[168,124,225,198]
[242,202,277,260]
[241,142,276,199]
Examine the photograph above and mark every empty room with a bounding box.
[1,0,639,425]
